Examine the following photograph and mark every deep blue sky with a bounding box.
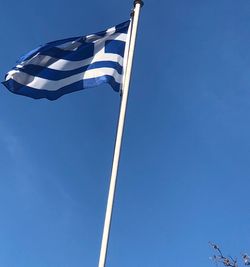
[1,0,250,266]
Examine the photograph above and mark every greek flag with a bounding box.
[2,20,130,100]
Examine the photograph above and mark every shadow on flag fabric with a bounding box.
[2,20,130,100]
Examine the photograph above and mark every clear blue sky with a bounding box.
[0,0,250,266]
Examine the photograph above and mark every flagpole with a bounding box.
[98,1,143,266]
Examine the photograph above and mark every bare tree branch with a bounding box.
[208,242,250,267]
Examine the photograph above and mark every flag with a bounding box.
[2,20,130,100]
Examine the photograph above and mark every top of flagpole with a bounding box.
[131,0,144,17]
[134,0,144,7]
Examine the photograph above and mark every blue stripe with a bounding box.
[105,40,126,57]
[45,36,82,47]
[2,75,120,100]
[39,43,95,61]
[15,61,123,81]
[17,37,82,63]
[115,20,130,33]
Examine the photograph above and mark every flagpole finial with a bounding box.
[131,0,144,17]
[134,0,144,7]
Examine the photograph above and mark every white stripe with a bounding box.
[106,26,116,34]
[16,53,123,71]
[85,28,119,41]
[83,68,121,81]
[6,68,122,91]
[56,41,83,51]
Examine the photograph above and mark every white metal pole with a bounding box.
[98,2,143,267]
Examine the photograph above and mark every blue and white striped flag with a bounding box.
[2,20,130,100]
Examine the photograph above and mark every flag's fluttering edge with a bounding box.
[2,21,130,100]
